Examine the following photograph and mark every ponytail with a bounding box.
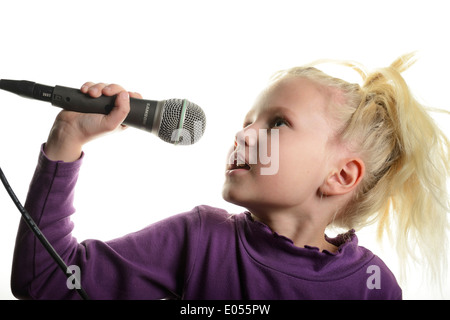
[345,53,450,285]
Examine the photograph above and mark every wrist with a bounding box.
[44,122,84,162]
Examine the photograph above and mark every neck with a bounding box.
[249,208,338,253]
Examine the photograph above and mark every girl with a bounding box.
[11,53,448,299]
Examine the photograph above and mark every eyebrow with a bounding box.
[265,106,296,118]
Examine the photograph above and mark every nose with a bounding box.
[235,127,257,149]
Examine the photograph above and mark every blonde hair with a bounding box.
[271,53,450,286]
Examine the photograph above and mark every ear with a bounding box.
[320,159,365,196]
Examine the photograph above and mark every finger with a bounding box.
[102,83,126,96]
[101,90,130,131]
[129,91,143,99]
[81,81,99,94]
[86,83,108,98]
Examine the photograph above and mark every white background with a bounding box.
[0,0,449,299]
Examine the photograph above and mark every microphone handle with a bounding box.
[52,86,162,132]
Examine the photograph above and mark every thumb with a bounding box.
[102,90,130,130]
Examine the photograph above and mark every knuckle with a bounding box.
[81,81,94,88]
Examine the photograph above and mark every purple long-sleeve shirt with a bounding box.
[11,146,402,300]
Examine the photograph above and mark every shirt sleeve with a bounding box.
[11,145,200,300]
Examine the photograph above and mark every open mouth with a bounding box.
[229,161,251,171]
[227,151,251,171]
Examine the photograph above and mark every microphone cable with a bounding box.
[0,165,90,300]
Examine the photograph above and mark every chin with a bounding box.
[221,187,237,205]
[222,185,247,208]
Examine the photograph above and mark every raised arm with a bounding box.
[10,84,198,299]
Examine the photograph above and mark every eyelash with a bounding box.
[271,117,289,128]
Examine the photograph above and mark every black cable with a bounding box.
[0,166,90,300]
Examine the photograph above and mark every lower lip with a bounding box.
[226,168,250,176]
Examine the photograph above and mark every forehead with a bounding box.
[246,77,330,119]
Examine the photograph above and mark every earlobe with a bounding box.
[320,159,365,196]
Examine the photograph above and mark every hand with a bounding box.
[44,82,143,162]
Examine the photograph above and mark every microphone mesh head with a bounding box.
[158,99,206,145]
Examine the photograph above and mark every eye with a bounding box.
[272,117,289,128]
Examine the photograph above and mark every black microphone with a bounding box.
[0,79,206,145]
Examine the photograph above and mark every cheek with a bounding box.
[277,138,328,184]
